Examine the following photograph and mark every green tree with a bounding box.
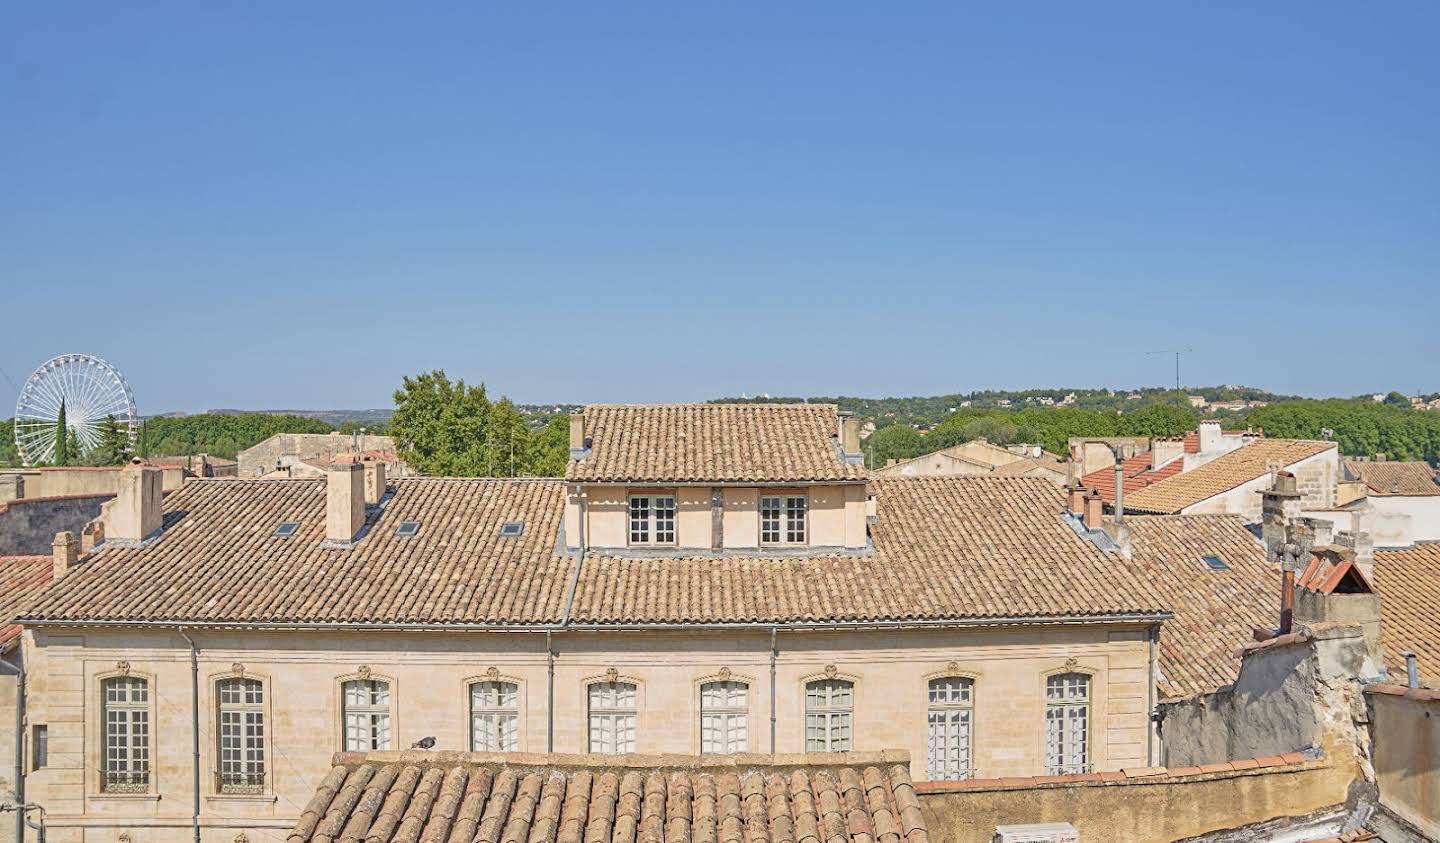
[525,415,572,477]
[861,424,926,468]
[54,400,70,466]
[91,414,132,465]
[1384,391,1411,409]
[0,419,17,468]
[1117,403,1197,439]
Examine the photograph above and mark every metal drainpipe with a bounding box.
[546,630,555,752]
[176,627,201,843]
[1146,624,1157,765]
[769,627,778,753]
[0,650,24,843]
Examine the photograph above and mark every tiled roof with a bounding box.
[1344,460,1440,496]
[289,751,928,843]
[987,456,1065,478]
[567,478,1169,625]
[1122,515,1279,699]
[22,479,573,626]
[566,405,866,484]
[20,476,1170,626]
[1123,440,1336,514]
[1373,544,1440,687]
[1079,453,1184,504]
[1,555,53,651]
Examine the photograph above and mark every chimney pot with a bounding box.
[107,463,164,543]
[1068,485,1087,516]
[363,460,387,506]
[52,530,78,580]
[327,460,366,544]
[1083,490,1103,530]
[569,411,586,454]
[840,415,862,455]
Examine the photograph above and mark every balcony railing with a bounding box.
[102,769,150,792]
[216,770,266,794]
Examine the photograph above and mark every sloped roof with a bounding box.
[20,476,1170,627]
[1,555,53,651]
[1372,544,1440,687]
[1123,440,1336,515]
[288,751,928,843]
[1344,460,1440,496]
[1079,453,1184,504]
[566,404,866,483]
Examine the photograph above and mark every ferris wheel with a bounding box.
[12,354,138,466]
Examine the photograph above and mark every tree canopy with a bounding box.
[138,413,333,460]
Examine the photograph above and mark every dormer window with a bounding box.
[629,495,676,546]
[761,494,807,545]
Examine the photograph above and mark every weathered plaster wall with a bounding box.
[917,761,1353,843]
[1368,686,1440,840]
[0,670,14,843]
[22,622,1152,842]
[0,495,109,556]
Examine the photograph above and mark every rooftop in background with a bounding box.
[1372,544,1440,687]
[1,555,53,652]
[289,750,928,843]
[566,404,866,484]
[1123,439,1336,515]
[1344,459,1440,496]
[1079,451,1185,504]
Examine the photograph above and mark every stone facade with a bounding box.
[235,433,398,479]
[0,496,110,557]
[19,622,1153,842]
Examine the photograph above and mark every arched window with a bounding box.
[1044,673,1090,775]
[804,679,853,752]
[342,679,391,751]
[700,680,748,754]
[217,677,265,792]
[102,676,150,791]
[926,677,973,780]
[470,681,519,752]
[588,681,637,753]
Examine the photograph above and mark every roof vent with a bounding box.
[1202,554,1230,571]
[500,521,524,538]
[273,522,300,538]
[395,521,421,538]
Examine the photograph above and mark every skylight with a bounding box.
[1202,554,1230,571]
[273,522,300,538]
[395,521,421,538]
[500,521,524,538]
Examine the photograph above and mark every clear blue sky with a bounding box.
[3,2,1437,414]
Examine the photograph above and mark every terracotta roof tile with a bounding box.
[1372,544,1440,687]
[566,405,865,483]
[288,752,925,843]
[1,555,53,651]
[1079,453,1184,504]
[1344,460,1440,496]
[1124,440,1336,514]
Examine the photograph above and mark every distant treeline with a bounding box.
[138,413,334,460]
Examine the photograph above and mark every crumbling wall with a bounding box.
[0,494,109,555]
[1367,686,1440,840]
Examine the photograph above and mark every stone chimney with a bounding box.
[1197,420,1223,454]
[81,518,106,554]
[839,414,863,456]
[326,457,366,545]
[1068,484,1087,517]
[1151,438,1183,468]
[1083,489,1103,530]
[52,531,78,581]
[569,410,589,458]
[1335,529,1376,581]
[363,460,387,506]
[0,473,23,501]
[1261,472,1305,567]
[108,460,164,545]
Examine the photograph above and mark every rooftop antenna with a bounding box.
[1145,349,1194,407]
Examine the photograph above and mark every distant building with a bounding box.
[873,439,1065,485]
[237,432,408,478]
[1187,395,1207,408]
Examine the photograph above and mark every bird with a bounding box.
[411,736,436,749]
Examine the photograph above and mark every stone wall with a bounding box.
[236,433,396,478]
[1366,684,1440,840]
[21,622,1153,842]
[0,495,109,556]
[916,755,1354,843]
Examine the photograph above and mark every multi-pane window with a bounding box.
[102,677,149,790]
[760,495,807,545]
[588,681,637,754]
[700,681,748,754]
[804,679,853,752]
[342,679,391,751]
[217,678,265,792]
[628,496,677,545]
[1044,673,1090,775]
[470,681,519,752]
[927,677,973,781]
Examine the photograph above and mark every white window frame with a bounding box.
[1044,672,1091,775]
[804,678,853,752]
[587,681,638,754]
[628,495,677,546]
[760,494,808,545]
[342,679,392,752]
[216,677,266,793]
[470,680,520,752]
[699,680,749,754]
[102,676,150,792]
[926,676,974,781]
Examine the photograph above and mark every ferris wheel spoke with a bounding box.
[13,354,138,466]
